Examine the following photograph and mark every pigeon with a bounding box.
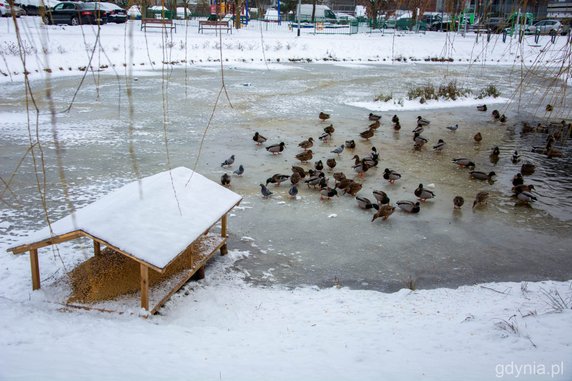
[233,165,244,176]
[446,124,459,132]
[288,184,298,198]
[331,144,344,155]
[221,155,235,167]
[259,184,273,198]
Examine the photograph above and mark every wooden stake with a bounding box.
[30,249,40,290]
[140,264,149,311]
[220,213,228,255]
[192,265,205,280]
[94,241,101,256]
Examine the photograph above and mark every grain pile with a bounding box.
[68,237,207,303]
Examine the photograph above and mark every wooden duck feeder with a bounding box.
[8,167,242,315]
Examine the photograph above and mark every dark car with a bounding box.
[96,2,126,23]
[43,1,107,25]
[483,16,507,33]
[430,20,458,31]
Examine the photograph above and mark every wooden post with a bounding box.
[140,264,149,311]
[220,213,228,255]
[30,249,40,290]
[192,265,205,280]
[94,241,101,256]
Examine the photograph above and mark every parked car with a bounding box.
[126,4,140,20]
[97,2,126,23]
[15,0,60,16]
[11,4,26,16]
[526,19,562,35]
[396,17,427,31]
[430,20,458,31]
[1,0,11,16]
[42,1,107,25]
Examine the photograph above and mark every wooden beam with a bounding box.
[10,231,83,254]
[220,213,228,255]
[94,241,101,256]
[140,264,149,311]
[30,248,40,290]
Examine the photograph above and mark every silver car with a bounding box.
[527,19,562,35]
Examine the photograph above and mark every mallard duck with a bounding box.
[344,182,363,196]
[472,191,489,208]
[373,190,390,205]
[453,196,465,209]
[521,162,535,175]
[492,109,500,119]
[266,142,285,155]
[253,132,267,145]
[266,174,290,186]
[298,137,314,150]
[446,124,459,132]
[369,113,381,121]
[477,104,487,112]
[412,125,424,134]
[295,149,313,163]
[392,114,399,124]
[336,178,354,191]
[470,171,496,181]
[546,104,553,112]
[333,172,346,182]
[489,146,500,164]
[320,186,338,200]
[393,121,401,131]
[372,204,395,222]
[220,154,235,167]
[368,147,379,161]
[513,184,535,194]
[383,168,401,184]
[352,158,369,178]
[369,120,381,130]
[314,160,324,171]
[290,172,301,186]
[356,196,379,210]
[259,183,273,198]
[326,158,337,170]
[288,184,298,198]
[516,191,537,204]
[474,132,483,143]
[499,114,507,123]
[433,139,446,152]
[324,124,335,134]
[547,148,564,158]
[452,158,476,169]
[414,183,435,201]
[319,112,330,121]
[292,166,307,178]
[511,151,521,164]
[304,172,325,188]
[319,132,332,142]
[331,144,344,155]
[360,128,374,140]
[233,164,244,176]
[221,173,231,187]
[491,146,500,156]
[345,140,356,149]
[396,200,420,213]
[417,116,430,126]
[512,173,524,187]
[413,133,428,149]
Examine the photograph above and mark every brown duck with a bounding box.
[360,127,375,140]
[319,112,330,121]
[298,137,314,151]
[295,149,313,163]
[372,204,395,222]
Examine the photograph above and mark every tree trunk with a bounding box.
[311,0,316,22]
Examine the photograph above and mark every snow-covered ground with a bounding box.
[1,16,571,380]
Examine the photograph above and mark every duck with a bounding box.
[333,172,347,182]
[396,200,420,213]
[547,148,564,158]
[298,137,314,151]
[489,146,500,164]
[323,124,335,135]
[473,132,483,143]
[336,178,354,191]
[291,166,307,178]
[373,190,390,205]
[392,115,400,124]
[472,191,489,209]
[356,196,380,210]
[372,204,395,222]
[288,184,298,198]
[253,132,267,145]
[295,149,313,163]
[413,133,428,149]
[414,183,435,201]
[383,168,401,184]
[446,124,459,132]
[233,164,244,176]
[492,109,500,119]
[433,139,446,152]
[522,122,535,134]
[512,173,524,187]
[352,158,370,178]
[393,121,401,131]
[320,186,338,200]
[453,196,465,209]
[452,158,476,169]
[266,174,290,186]
[511,151,521,164]
[290,172,301,186]
[412,125,424,134]
[314,160,324,171]
[360,127,375,140]
[319,112,330,121]
[319,132,332,143]
[326,158,337,170]
[416,116,430,126]
[368,147,379,161]
[220,173,231,187]
[499,114,507,123]
[369,120,381,130]
[344,182,363,196]
[345,140,356,149]
[259,184,273,198]
[477,104,487,112]
[521,162,535,175]
[266,142,285,155]
[516,191,537,204]
[369,113,381,121]
[546,104,553,112]
[304,172,325,189]
[331,144,344,155]
[469,171,496,181]
[513,184,536,194]
[220,154,235,167]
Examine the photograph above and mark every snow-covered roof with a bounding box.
[10,167,242,270]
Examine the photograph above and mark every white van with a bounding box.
[264,8,279,21]
[296,4,337,23]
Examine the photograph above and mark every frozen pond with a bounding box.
[1,62,571,292]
